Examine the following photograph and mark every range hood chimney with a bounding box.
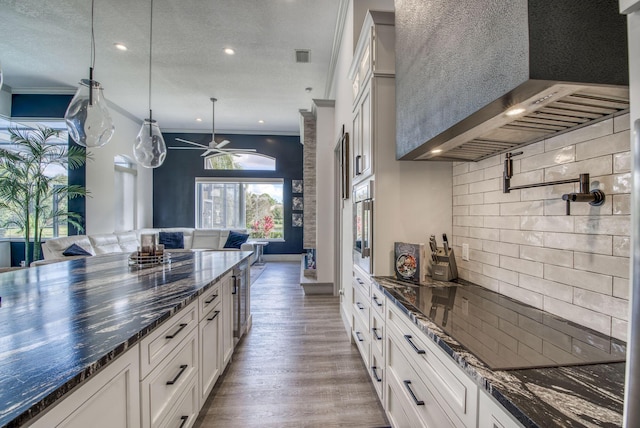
[395,0,629,162]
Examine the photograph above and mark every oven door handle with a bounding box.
[362,199,372,258]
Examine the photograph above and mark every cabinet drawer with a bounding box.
[141,328,198,428]
[371,311,384,357]
[387,331,455,428]
[140,301,198,378]
[352,266,371,296]
[370,348,384,403]
[352,312,371,368]
[478,389,524,428]
[199,302,222,402]
[158,376,198,428]
[198,281,222,322]
[386,372,421,428]
[371,287,385,317]
[352,285,370,331]
[388,303,477,427]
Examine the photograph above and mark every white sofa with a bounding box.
[37,228,256,265]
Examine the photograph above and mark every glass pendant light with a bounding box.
[133,0,166,168]
[64,0,115,148]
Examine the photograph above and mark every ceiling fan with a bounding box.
[168,98,256,157]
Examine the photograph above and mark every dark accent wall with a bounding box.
[154,133,303,255]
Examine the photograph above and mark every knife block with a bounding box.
[432,247,458,282]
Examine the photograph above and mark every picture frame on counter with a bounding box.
[394,242,427,284]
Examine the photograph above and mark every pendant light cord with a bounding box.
[90,0,96,69]
[148,0,154,124]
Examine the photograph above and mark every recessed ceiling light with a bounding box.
[305,87,312,93]
[431,149,443,154]
[505,107,526,117]
[196,118,202,122]
[224,48,235,55]
[258,120,265,124]
[114,43,128,51]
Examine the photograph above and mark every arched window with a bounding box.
[204,153,276,171]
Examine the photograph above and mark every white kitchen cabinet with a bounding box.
[478,389,524,428]
[157,376,199,428]
[30,345,141,428]
[140,327,198,428]
[386,302,478,427]
[221,272,235,368]
[199,281,223,403]
[349,10,395,185]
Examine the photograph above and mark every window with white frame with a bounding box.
[114,155,137,232]
[195,178,284,239]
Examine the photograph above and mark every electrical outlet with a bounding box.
[462,243,469,261]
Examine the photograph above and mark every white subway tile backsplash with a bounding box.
[575,130,630,161]
[451,122,630,338]
[614,113,630,133]
[574,252,629,279]
[469,178,500,194]
[544,232,612,255]
[613,151,631,173]
[470,227,500,241]
[501,229,544,246]
[543,296,612,336]
[613,277,630,299]
[484,216,520,230]
[453,184,469,196]
[545,119,612,151]
[613,236,630,258]
[520,215,574,233]
[519,274,573,302]
[611,318,627,341]
[521,146,575,172]
[573,289,628,321]
[454,193,484,206]
[545,156,613,182]
[544,264,612,295]
[499,282,544,309]
[613,194,631,215]
[470,204,500,216]
[500,256,543,278]
[483,240,520,256]
[484,264,519,285]
[520,245,573,268]
[500,201,544,216]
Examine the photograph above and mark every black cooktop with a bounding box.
[378,277,626,371]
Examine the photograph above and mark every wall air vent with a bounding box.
[295,49,311,63]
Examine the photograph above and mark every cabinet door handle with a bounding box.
[356,302,365,310]
[179,415,189,428]
[204,294,218,304]
[166,323,188,339]
[372,295,383,307]
[404,335,426,354]
[403,380,425,406]
[355,331,364,342]
[166,364,188,385]
[355,155,362,175]
[207,310,220,322]
[356,277,364,285]
[232,276,237,294]
[371,366,382,382]
[372,327,382,341]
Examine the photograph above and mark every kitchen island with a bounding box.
[375,276,625,427]
[0,250,252,428]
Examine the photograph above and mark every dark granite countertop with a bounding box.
[374,276,626,428]
[0,251,252,428]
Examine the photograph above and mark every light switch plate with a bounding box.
[462,243,469,261]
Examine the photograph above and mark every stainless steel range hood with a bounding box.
[412,81,630,161]
[395,0,630,162]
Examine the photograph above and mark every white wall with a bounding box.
[85,107,153,234]
[0,86,11,117]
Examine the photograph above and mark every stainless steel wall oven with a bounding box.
[353,180,373,274]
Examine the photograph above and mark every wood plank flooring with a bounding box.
[194,261,389,428]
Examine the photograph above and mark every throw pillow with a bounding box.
[62,243,92,257]
[224,231,249,249]
[159,231,184,249]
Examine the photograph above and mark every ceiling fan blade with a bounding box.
[175,138,209,148]
[168,146,205,150]
[216,139,231,149]
[201,148,226,157]
[226,148,257,153]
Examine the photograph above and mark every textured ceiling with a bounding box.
[0,0,341,135]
